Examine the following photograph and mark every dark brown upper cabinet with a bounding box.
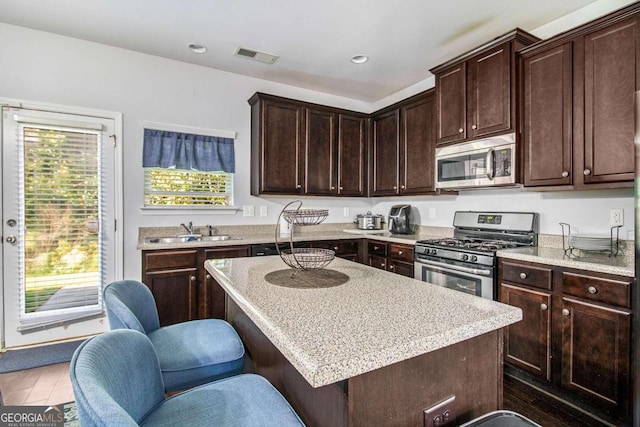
[519,3,639,189]
[249,93,367,196]
[431,29,539,146]
[370,89,437,196]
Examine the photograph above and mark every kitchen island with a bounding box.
[205,256,522,426]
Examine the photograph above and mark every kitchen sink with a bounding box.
[144,235,241,244]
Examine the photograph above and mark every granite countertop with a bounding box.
[497,246,634,277]
[137,223,449,250]
[205,256,522,388]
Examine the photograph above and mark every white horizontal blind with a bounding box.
[144,168,234,206]
[17,123,104,329]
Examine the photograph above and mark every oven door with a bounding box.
[414,257,495,299]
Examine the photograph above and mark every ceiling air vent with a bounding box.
[234,47,279,64]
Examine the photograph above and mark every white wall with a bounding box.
[0,0,634,281]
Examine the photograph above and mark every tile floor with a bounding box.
[0,362,74,406]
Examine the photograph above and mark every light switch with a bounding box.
[259,206,268,217]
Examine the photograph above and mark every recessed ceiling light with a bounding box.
[351,55,369,64]
[188,43,208,54]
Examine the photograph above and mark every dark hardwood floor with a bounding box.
[503,374,620,427]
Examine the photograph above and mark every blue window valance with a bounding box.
[143,129,235,173]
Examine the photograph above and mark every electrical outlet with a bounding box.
[343,207,350,217]
[259,206,268,217]
[423,395,456,427]
[243,205,255,217]
[429,207,436,220]
[610,208,624,227]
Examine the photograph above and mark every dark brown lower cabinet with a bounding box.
[366,240,414,277]
[561,297,630,414]
[142,246,250,325]
[499,258,632,424]
[309,239,361,262]
[501,283,551,381]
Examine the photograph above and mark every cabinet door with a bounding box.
[500,283,552,381]
[436,63,467,144]
[368,255,387,271]
[371,110,400,196]
[523,43,573,187]
[561,297,630,413]
[144,268,198,327]
[260,99,304,193]
[305,108,337,195]
[337,114,366,196]
[203,246,250,319]
[581,16,638,184]
[400,92,436,194]
[467,43,512,139]
[388,260,414,278]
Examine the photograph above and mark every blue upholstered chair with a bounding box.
[103,280,244,392]
[70,329,305,427]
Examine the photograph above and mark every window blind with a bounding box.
[15,123,104,331]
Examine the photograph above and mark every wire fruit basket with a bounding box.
[276,201,334,270]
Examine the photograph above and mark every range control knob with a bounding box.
[470,255,478,262]
[461,254,469,261]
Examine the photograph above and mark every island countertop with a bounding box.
[205,256,522,388]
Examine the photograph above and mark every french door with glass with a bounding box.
[2,106,118,348]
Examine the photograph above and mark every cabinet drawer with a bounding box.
[501,261,552,290]
[389,244,414,262]
[368,241,387,257]
[562,272,631,308]
[312,240,358,256]
[143,250,198,271]
[203,246,250,260]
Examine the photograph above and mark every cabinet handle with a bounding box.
[458,128,464,133]
[393,185,397,190]
[561,171,569,178]
[331,186,335,190]
[390,265,395,270]
[381,263,386,268]
[588,286,597,294]
[519,272,527,279]
[471,124,477,130]
[333,246,339,251]
[583,169,592,176]
[540,303,548,311]
[562,308,570,316]
[339,186,343,190]
[190,275,196,282]
[400,185,405,189]
[296,184,302,189]
[206,274,211,280]
[374,246,379,250]
[398,250,403,256]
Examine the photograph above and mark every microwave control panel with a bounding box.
[494,149,511,177]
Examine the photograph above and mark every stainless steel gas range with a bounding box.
[414,211,538,299]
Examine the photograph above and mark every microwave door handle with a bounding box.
[416,258,492,276]
[486,148,495,180]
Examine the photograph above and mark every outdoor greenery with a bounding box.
[23,127,99,277]
[144,168,232,206]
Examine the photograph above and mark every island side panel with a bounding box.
[347,329,503,426]
[227,297,348,427]
[227,295,505,427]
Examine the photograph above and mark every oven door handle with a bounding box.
[416,258,492,276]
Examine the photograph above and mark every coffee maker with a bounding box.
[388,205,413,234]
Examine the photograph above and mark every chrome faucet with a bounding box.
[180,221,193,235]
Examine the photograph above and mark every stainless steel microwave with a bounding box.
[435,133,516,189]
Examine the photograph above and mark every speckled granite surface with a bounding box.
[137,223,453,250]
[205,256,522,388]
[497,246,634,277]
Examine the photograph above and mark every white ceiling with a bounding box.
[0,0,601,102]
